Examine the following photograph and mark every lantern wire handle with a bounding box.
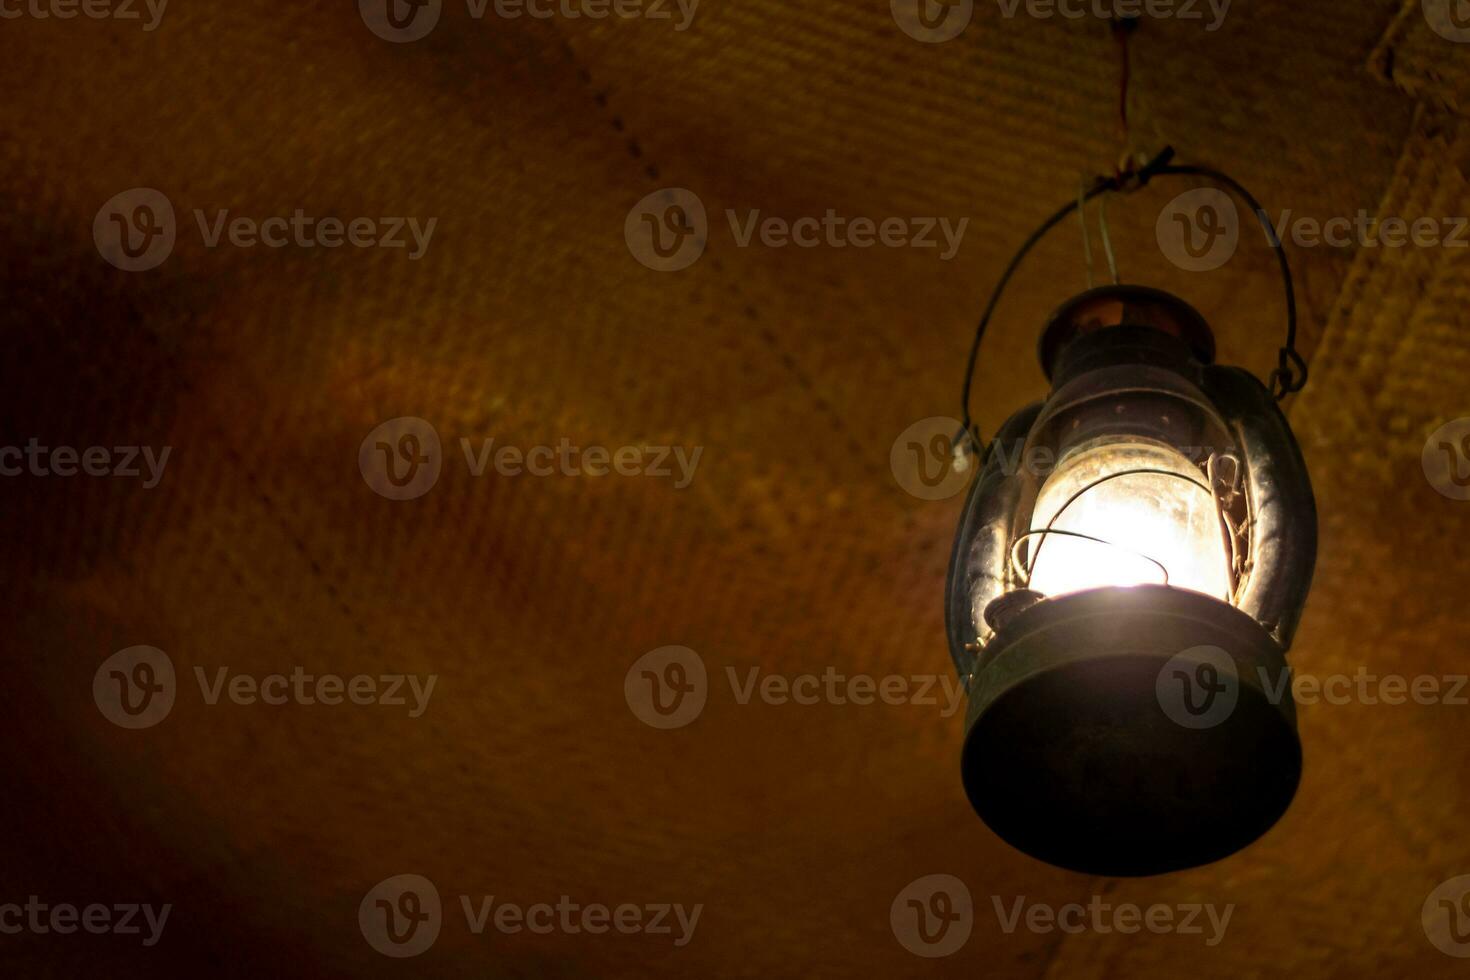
[1077,181,1095,289]
[1153,161,1307,401]
[957,145,1307,461]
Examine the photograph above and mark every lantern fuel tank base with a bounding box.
[960,585,1301,877]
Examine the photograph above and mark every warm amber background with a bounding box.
[2,0,1469,975]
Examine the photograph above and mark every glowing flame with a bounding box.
[1026,439,1231,602]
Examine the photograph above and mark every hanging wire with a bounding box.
[956,145,1176,455]
[1077,183,1120,288]
[1098,194,1119,284]
[956,16,1306,459]
[956,145,1307,458]
[1113,15,1139,174]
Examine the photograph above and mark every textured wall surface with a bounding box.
[2,0,1468,976]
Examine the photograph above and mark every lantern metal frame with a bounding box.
[943,159,1318,876]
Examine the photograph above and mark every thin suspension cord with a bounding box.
[1113,16,1137,171]
[957,146,1307,456]
[956,146,1177,452]
[1099,194,1119,284]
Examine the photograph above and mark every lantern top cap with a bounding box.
[1038,285,1216,380]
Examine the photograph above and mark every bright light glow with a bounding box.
[1026,439,1231,601]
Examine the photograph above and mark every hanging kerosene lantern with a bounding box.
[945,149,1316,876]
